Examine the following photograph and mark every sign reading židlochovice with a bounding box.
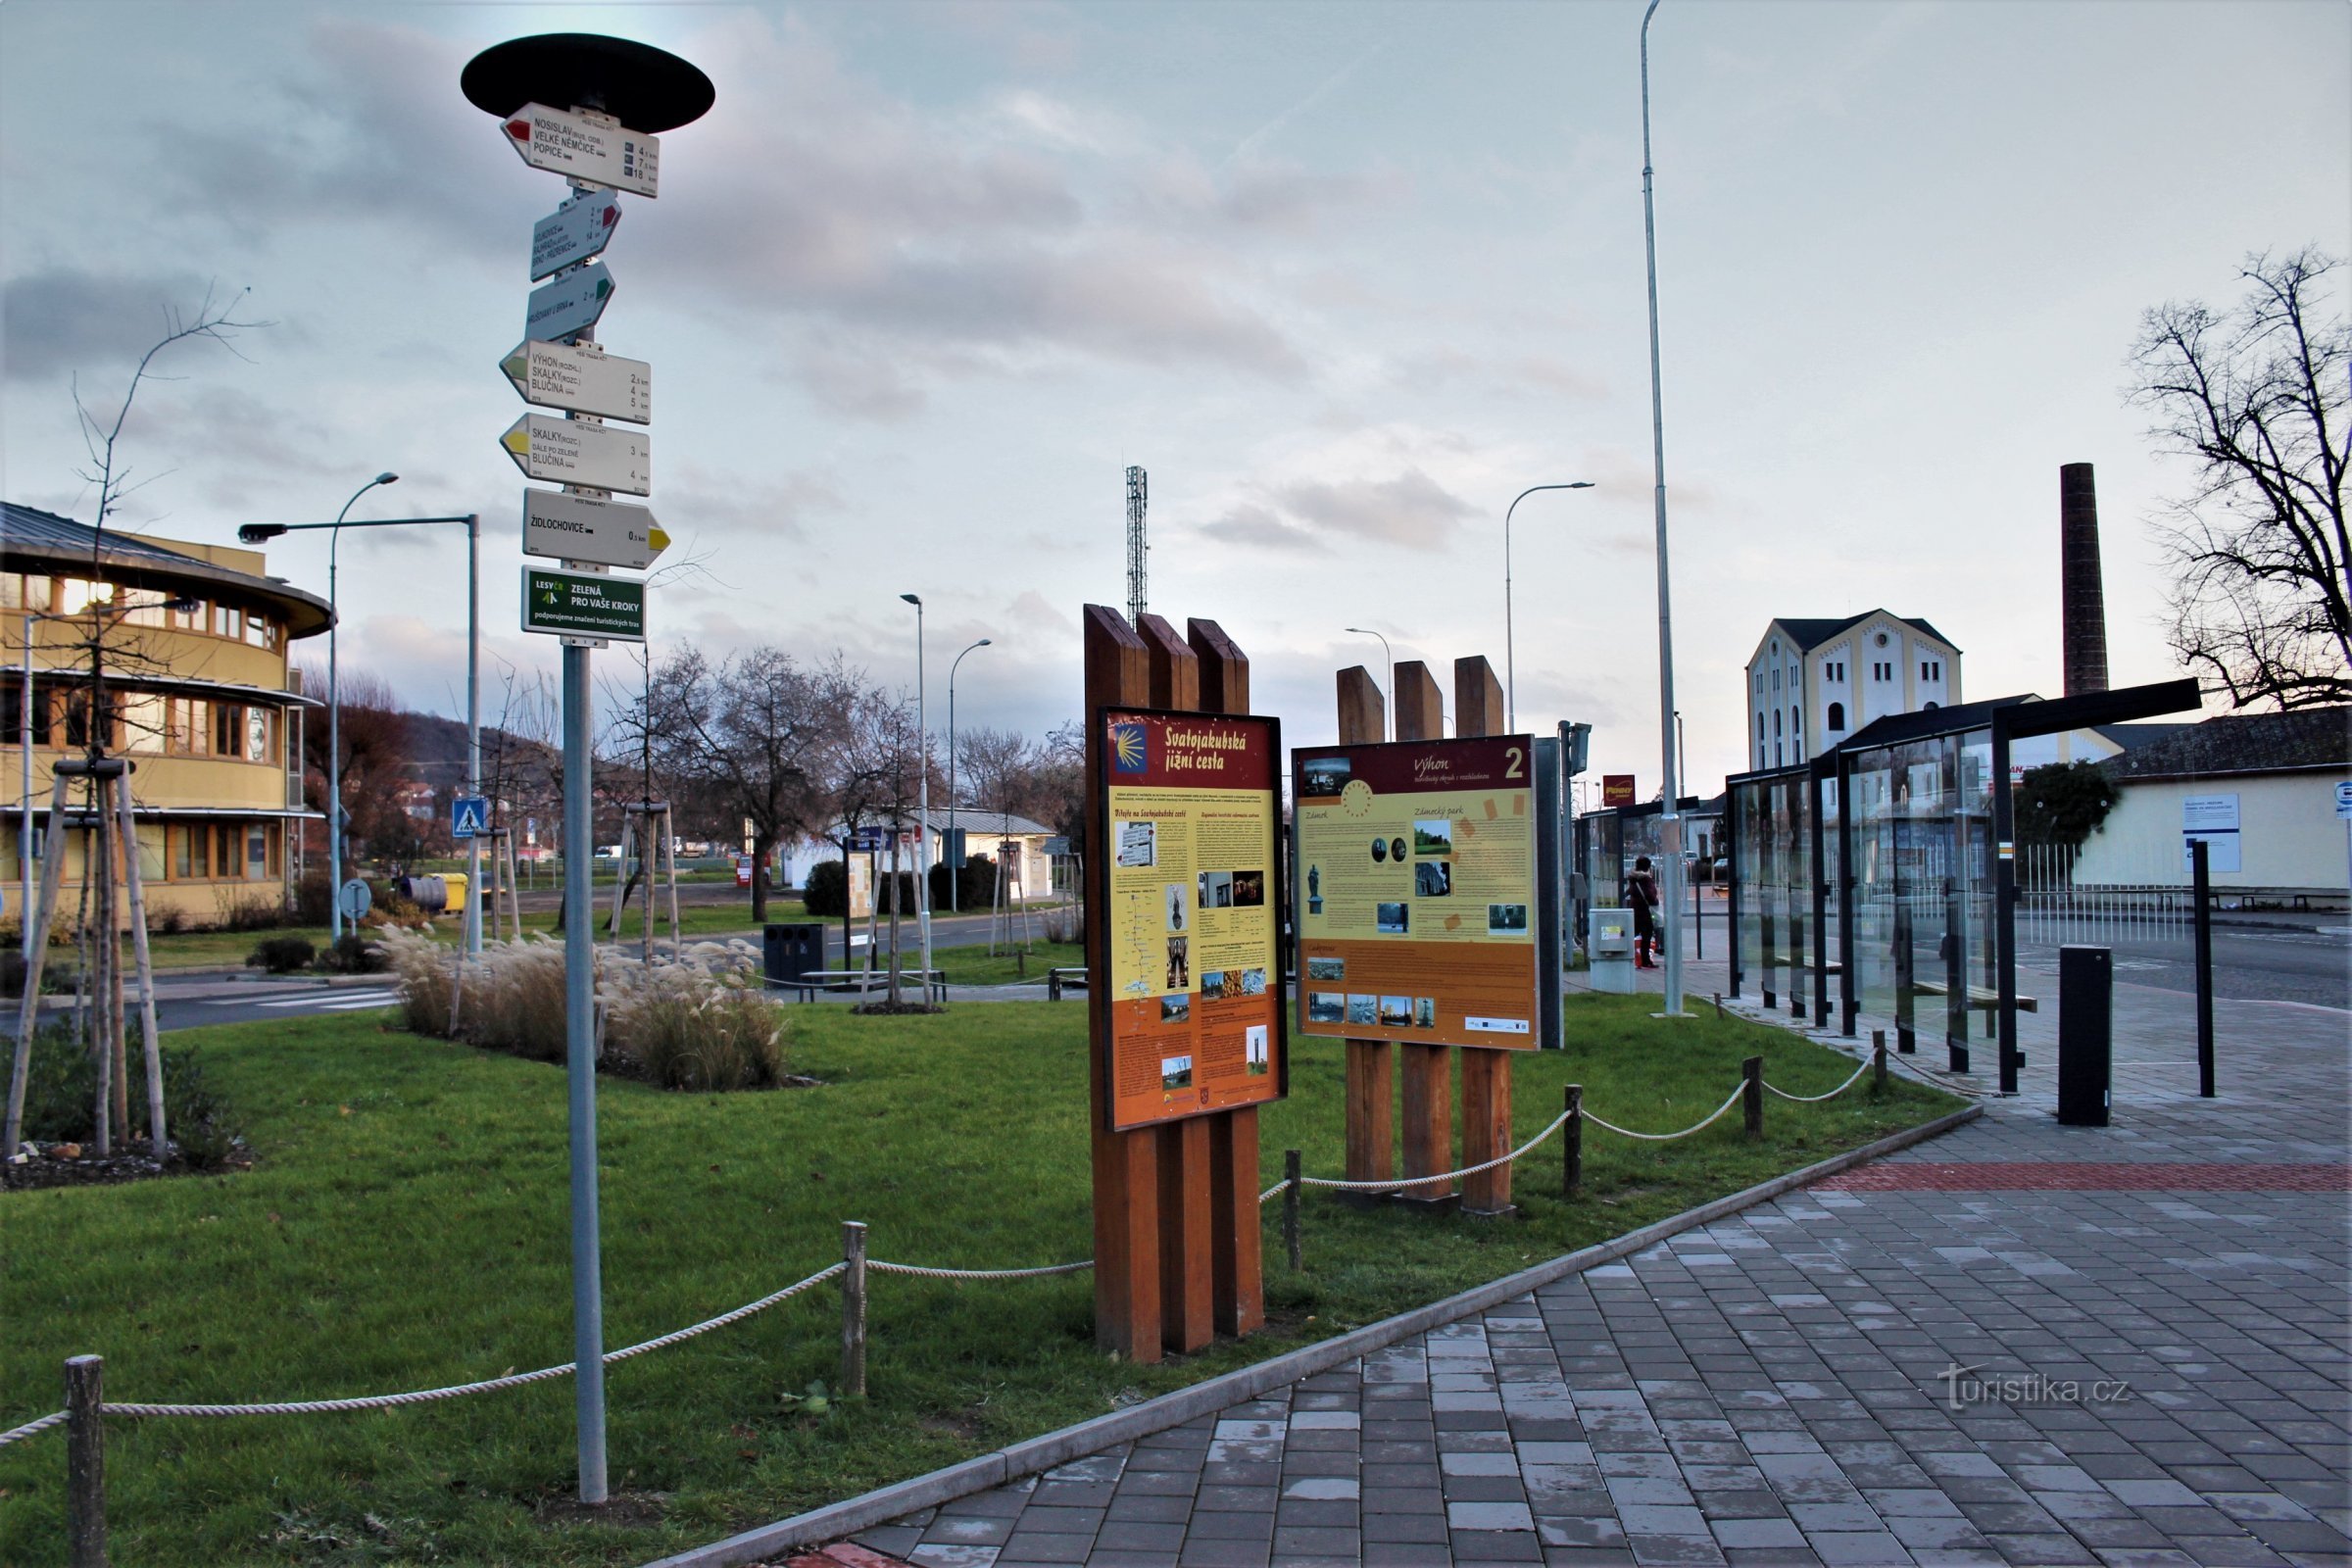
[1098,709,1286,1131]
[522,566,646,643]
[1293,735,1541,1051]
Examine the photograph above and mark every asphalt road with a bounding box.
[2019,920,2350,1011]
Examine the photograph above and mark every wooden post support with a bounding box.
[1453,657,1514,1215]
[1389,662,1455,1205]
[1283,1149,1302,1272]
[113,772,165,1155]
[839,1220,867,1397]
[1742,1055,1764,1142]
[1336,664,1393,1200]
[1192,617,1265,1341]
[1873,1034,1888,1095]
[1083,605,1162,1361]
[1563,1085,1583,1199]
[67,1353,106,1568]
[6,775,75,1157]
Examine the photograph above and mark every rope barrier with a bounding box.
[1298,1108,1575,1192]
[1581,1082,1748,1143]
[866,1258,1091,1281]
[1259,1178,1292,1204]
[0,1410,67,1447]
[97,1263,847,1420]
[1762,1056,1874,1103]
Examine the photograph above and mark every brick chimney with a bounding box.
[2060,462,2108,696]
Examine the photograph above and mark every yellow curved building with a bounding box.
[5,503,331,930]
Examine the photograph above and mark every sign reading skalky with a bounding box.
[1098,709,1286,1131]
[1293,734,1540,1051]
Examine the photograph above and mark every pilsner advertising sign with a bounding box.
[1097,708,1287,1131]
[1293,735,1541,1051]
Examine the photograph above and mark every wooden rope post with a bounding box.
[1742,1055,1764,1142]
[1283,1149,1302,1272]
[1563,1085,1583,1199]
[67,1353,106,1568]
[1390,661,1455,1205]
[1873,1033,1888,1095]
[1336,665,1393,1200]
[1454,657,1516,1217]
[839,1220,867,1397]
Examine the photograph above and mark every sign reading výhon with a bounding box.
[1293,735,1541,1051]
[1098,708,1286,1131]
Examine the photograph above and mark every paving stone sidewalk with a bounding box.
[839,997,2347,1568]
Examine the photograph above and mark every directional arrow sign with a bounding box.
[522,488,670,571]
[501,339,651,424]
[501,414,651,495]
[500,103,660,198]
[526,262,614,343]
[531,194,622,280]
[523,566,646,643]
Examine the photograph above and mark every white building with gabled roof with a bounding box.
[1745,612,1962,770]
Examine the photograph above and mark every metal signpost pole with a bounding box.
[19,615,31,962]
[902,594,934,989]
[466,514,483,956]
[1640,0,1687,1017]
[465,30,710,1506]
[947,637,992,914]
[1501,484,1592,733]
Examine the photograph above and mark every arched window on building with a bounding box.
[1827,701,1844,731]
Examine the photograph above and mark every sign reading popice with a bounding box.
[1097,708,1286,1131]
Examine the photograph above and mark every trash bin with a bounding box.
[1588,906,1636,996]
[2057,945,2111,1127]
[442,872,468,914]
[763,922,828,990]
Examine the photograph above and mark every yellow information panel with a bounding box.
[1099,709,1287,1130]
[1294,735,1540,1050]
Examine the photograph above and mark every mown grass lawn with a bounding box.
[0,997,1957,1566]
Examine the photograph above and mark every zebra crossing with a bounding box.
[202,989,401,1015]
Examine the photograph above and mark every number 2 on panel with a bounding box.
[1505,746,1525,779]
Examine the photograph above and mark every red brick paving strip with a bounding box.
[774,1543,913,1568]
[1817,1161,2352,1192]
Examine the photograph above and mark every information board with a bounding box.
[1098,708,1286,1131]
[1294,735,1541,1051]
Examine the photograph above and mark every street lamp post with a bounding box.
[900,594,933,991]
[1343,627,1394,740]
[240,494,483,953]
[1503,483,1594,733]
[1641,0,1688,1015]
[946,637,993,913]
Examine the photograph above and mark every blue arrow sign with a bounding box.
[452,796,490,839]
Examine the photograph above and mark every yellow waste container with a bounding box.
[442,872,468,914]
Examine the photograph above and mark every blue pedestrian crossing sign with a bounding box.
[452,796,490,839]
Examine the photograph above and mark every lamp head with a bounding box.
[1567,481,1594,489]
[163,596,200,613]
[900,593,921,607]
[238,524,288,544]
[374,471,400,487]
[1346,625,1371,634]
[977,637,993,647]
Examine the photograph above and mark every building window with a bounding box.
[172,825,198,879]
[247,824,270,879]
[1828,701,1845,731]
[1773,710,1783,737]
[1771,668,1780,690]
[170,599,204,632]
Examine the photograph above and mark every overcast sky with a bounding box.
[4,0,2345,797]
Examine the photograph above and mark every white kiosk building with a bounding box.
[1744,612,1963,771]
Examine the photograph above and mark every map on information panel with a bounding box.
[1292,734,1540,1051]
[1097,709,1287,1131]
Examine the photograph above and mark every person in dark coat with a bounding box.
[1626,856,1660,968]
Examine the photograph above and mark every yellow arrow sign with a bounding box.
[649,525,671,555]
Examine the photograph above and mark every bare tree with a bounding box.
[644,646,837,922]
[2130,247,2349,709]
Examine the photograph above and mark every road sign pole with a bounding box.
[466,513,483,958]
[561,633,606,1501]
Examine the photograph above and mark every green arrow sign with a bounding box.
[522,566,646,642]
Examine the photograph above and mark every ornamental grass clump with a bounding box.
[376,929,786,1090]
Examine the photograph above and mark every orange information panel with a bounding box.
[1294,735,1541,1051]
[1098,708,1288,1131]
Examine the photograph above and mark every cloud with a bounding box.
[1272,466,1473,547]
[2,270,231,380]
[1003,590,1077,636]
[659,466,844,549]
[1391,345,1608,402]
[1196,503,1326,552]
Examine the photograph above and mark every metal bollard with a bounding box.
[1712,992,1724,1021]
[1741,1057,1763,1142]
[1283,1151,1302,1272]
[1873,1035,1888,1095]
[67,1354,106,1568]
[839,1221,868,1398]
[1563,1085,1584,1198]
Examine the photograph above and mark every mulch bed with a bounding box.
[3,1137,253,1193]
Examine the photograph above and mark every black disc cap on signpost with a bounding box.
[461,33,714,132]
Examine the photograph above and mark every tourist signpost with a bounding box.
[464,28,711,1505]
[501,338,652,422]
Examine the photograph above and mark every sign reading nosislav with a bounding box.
[522,487,669,570]
[501,414,651,495]
[501,339,651,423]
[531,194,621,280]
[527,262,614,343]
[501,103,660,197]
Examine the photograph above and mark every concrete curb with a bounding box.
[641,1100,1984,1568]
